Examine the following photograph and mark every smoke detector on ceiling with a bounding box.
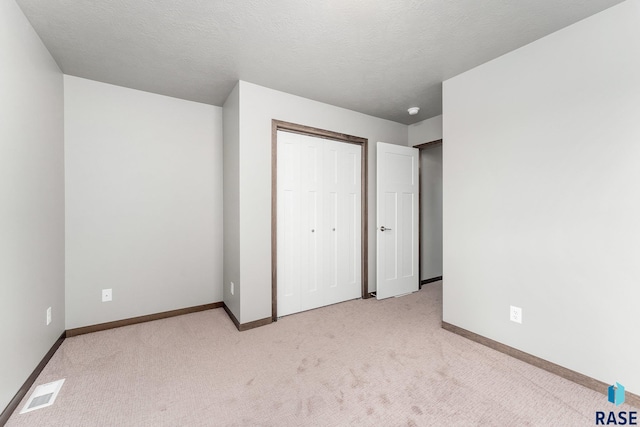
[407,107,420,116]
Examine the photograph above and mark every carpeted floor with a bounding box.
[6,282,633,426]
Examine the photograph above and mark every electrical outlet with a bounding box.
[510,305,522,324]
[46,307,52,325]
[102,288,112,302]
[230,282,235,296]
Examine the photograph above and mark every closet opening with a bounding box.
[271,120,368,321]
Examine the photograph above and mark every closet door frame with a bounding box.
[271,120,369,321]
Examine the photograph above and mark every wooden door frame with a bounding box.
[413,139,443,288]
[271,120,369,321]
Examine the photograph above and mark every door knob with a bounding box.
[380,226,392,232]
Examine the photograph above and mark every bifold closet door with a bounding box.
[323,138,362,307]
[277,131,361,317]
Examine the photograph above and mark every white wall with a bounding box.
[223,83,241,321]
[236,81,408,323]
[65,76,223,329]
[0,0,65,412]
[443,0,640,394]
[408,115,443,147]
[420,143,443,280]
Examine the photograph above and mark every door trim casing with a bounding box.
[271,120,369,321]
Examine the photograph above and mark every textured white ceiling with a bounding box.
[15,0,624,124]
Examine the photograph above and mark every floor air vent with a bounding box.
[20,379,65,414]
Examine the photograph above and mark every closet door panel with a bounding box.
[326,191,338,289]
[300,137,325,312]
[326,141,361,305]
[277,135,302,316]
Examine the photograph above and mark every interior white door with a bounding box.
[376,142,419,299]
[277,131,361,316]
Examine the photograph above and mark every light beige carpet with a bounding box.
[6,282,633,426]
